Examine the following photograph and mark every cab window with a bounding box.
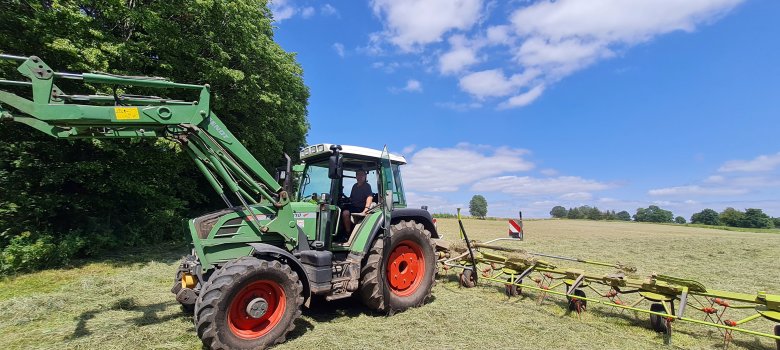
[392,164,406,206]
[341,169,378,197]
[299,162,330,201]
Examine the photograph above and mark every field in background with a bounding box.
[0,219,778,349]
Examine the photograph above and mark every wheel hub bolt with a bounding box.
[246,297,269,319]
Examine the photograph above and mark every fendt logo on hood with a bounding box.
[209,119,229,140]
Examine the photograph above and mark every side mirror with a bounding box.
[277,170,287,181]
[328,145,343,179]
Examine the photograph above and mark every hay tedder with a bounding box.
[436,209,780,349]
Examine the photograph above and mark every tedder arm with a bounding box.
[0,54,295,237]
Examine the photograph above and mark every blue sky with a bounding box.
[269,0,779,219]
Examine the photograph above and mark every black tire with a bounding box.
[171,270,197,314]
[194,257,303,350]
[505,277,521,297]
[567,289,587,312]
[358,220,436,312]
[773,324,779,350]
[459,268,476,288]
[650,303,669,333]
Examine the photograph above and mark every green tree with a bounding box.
[469,195,488,219]
[633,205,674,223]
[741,208,773,228]
[550,206,567,218]
[616,210,631,221]
[0,0,309,273]
[585,206,602,220]
[567,207,583,219]
[674,216,686,224]
[690,209,720,226]
[719,207,745,227]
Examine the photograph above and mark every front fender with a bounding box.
[247,243,311,306]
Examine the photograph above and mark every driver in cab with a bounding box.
[342,170,373,234]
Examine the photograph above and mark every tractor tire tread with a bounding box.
[194,256,302,350]
[358,219,436,313]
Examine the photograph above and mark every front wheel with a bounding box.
[195,257,303,350]
[359,220,436,312]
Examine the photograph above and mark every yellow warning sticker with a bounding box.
[114,107,140,120]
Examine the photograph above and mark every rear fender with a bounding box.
[360,208,439,256]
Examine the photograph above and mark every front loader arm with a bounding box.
[0,54,295,241]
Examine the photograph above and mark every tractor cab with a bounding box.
[297,144,407,245]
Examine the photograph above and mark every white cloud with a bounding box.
[404,145,534,192]
[391,79,423,93]
[321,4,339,17]
[459,69,515,98]
[370,0,483,52]
[499,84,545,109]
[486,25,512,45]
[406,192,463,213]
[301,6,315,19]
[459,69,540,99]
[401,145,417,154]
[439,35,481,74]
[510,0,741,44]
[718,152,780,172]
[371,61,402,73]
[269,0,296,21]
[404,79,422,92]
[270,0,333,21]
[366,0,744,109]
[502,0,743,97]
[540,168,558,176]
[559,192,593,201]
[472,175,612,196]
[332,43,345,57]
[647,185,748,196]
[514,37,613,77]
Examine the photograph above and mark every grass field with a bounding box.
[1,219,778,349]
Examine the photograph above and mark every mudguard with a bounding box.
[361,208,439,256]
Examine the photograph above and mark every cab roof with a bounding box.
[300,143,407,164]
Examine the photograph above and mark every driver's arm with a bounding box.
[362,185,373,213]
[363,195,373,213]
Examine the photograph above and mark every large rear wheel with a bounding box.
[195,257,302,350]
[359,220,436,312]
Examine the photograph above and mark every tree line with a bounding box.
[550,205,778,229]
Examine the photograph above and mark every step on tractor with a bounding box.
[0,54,439,349]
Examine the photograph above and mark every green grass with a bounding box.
[0,219,778,349]
[678,222,780,234]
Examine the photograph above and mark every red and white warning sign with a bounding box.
[508,219,523,240]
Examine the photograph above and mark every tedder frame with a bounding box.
[440,209,780,349]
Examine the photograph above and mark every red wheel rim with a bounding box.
[386,239,426,296]
[227,280,286,339]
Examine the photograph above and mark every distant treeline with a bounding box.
[550,205,779,229]
[432,213,458,219]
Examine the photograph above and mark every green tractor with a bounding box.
[0,54,439,349]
